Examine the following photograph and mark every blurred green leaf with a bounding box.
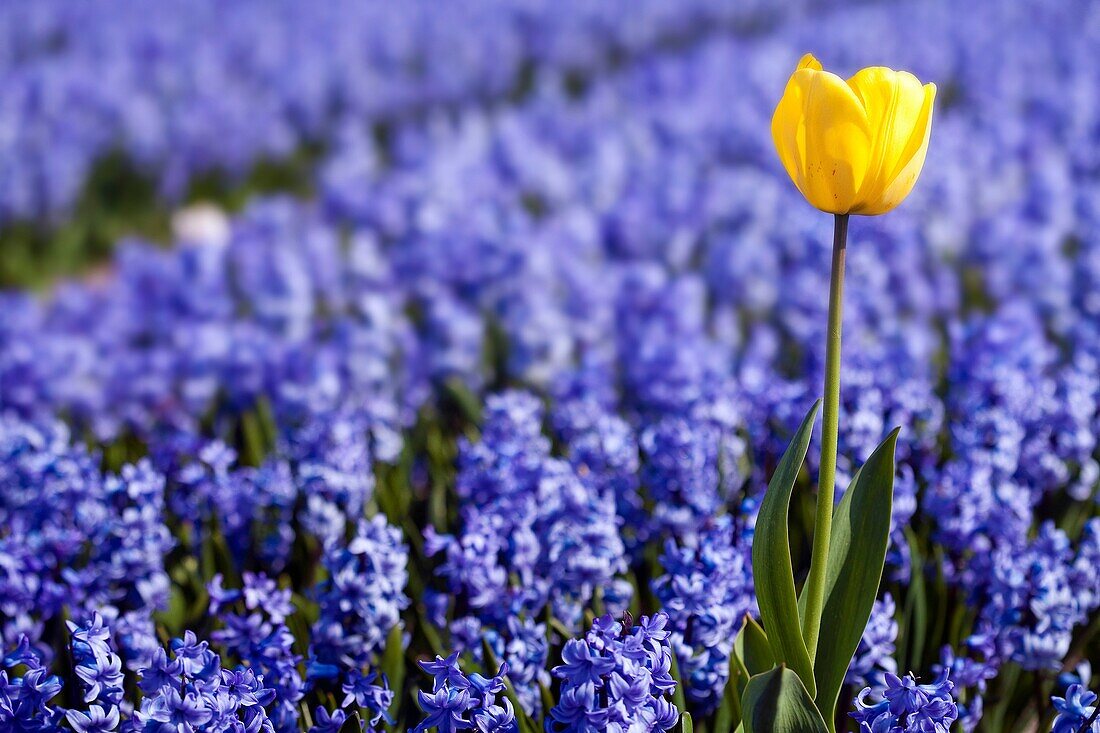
[811,429,898,731]
[286,608,313,658]
[681,711,693,733]
[154,585,188,637]
[539,680,556,722]
[380,624,406,720]
[240,410,267,466]
[418,609,448,657]
[742,667,828,733]
[752,400,820,697]
[900,526,927,671]
[669,642,688,716]
[716,655,744,733]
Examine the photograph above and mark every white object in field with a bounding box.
[172,203,231,248]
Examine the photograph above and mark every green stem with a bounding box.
[803,213,848,662]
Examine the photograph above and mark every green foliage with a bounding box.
[745,397,899,732]
[718,615,775,732]
[809,429,898,730]
[380,625,406,727]
[741,667,829,733]
[669,640,689,715]
[751,400,820,696]
[0,145,322,289]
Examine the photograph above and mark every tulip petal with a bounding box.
[771,68,871,214]
[799,69,872,213]
[771,74,810,196]
[847,68,933,214]
[797,54,822,72]
[869,83,936,214]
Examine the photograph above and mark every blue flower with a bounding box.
[549,613,679,733]
[653,517,754,712]
[472,698,518,733]
[416,688,475,733]
[852,670,958,733]
[341,669,394,726]
[556,641,617,689]
[1051,685,1099,733]
[64,704,120,733]
[413,656,514,733]
[309,516,408,677]
[309,706,347,733]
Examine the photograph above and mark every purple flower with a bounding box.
[549,613,679,733]
[1051,685,1100,733]
[653,517,755,712]
[415,688,475,733]
[65,704,120,733]
[852,670,958,733]
[341,669,394,726]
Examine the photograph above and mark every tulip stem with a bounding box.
[803,213,848,663]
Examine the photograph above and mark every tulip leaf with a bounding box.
[718,615,773,732]
[752,400,820,697]
[811,428,899,732]
[741,666,829,733]
[735,615,775,677]
[723,615,777,731]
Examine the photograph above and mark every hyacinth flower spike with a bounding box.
[741,54,935,733]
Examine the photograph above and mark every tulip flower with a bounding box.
[771,53,936,216]
[772,55,935,667]
[744,54,934,733]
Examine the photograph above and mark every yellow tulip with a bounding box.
[771,54,936,216]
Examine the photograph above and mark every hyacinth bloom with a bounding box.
[771,53,936,215]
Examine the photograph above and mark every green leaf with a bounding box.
[539,680,556,721]
[715,689,739,733]
[752,400,820,697]
[735,616,775,677]
[716,652,746,733]
[900,526,926,672]
[669,643,688,716]
[681,712,693,733]
[811,428,899,732]
[154,584,188,636]
[741,667,829,733]
[718,616,774,732]
[419,610,448,657]
[379,624,406,719]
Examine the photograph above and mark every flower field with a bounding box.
[1,1,1099,732]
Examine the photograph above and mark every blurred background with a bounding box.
[2,0,1081,287]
